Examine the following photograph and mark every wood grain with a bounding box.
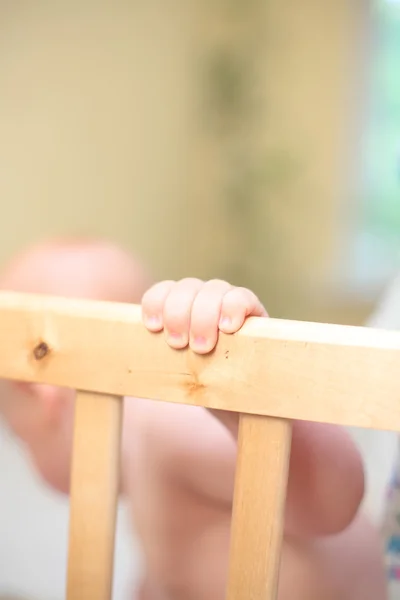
[67,391,122,600]
[1,291,400,430]
[226,415,292,600]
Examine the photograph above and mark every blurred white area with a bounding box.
[349,273,400,525]
[0,421,141,600]
[349,425,397,524]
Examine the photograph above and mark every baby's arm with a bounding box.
[141,278,365,540]
[286,420,364,537]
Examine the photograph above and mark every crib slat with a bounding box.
[66,391,123,600]
[226,415,292,600]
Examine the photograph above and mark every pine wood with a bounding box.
[227,415,292,600]
[1,291,400,430]
[66,390,123,600]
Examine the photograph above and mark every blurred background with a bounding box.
[0,1,399,598]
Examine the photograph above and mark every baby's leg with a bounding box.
[280,512,386,600]
[134,513,385,600]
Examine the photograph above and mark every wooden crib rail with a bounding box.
[1,290,400,600]
[1,291,400,430]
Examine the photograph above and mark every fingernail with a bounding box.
[145,314,161,329]
[192,336,208,347]
[168,331,182,340]
[166,331,189,347]
[219,316,232,329]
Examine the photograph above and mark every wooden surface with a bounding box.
[67,391,122,600]
[1,291,400,431]
[226,415,292,600]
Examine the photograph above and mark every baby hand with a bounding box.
[141,278,267,354]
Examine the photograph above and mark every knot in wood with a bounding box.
[33,341,50,361]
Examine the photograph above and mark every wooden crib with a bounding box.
[0,290,398,600]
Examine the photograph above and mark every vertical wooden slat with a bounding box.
[66,391,123,600]
[226,415,292,600]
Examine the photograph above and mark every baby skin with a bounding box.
[0,240,387,600]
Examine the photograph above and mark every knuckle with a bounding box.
[176,277,203,288]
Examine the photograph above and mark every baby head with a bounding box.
[1,236,152,302]
[0,236,152,490]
